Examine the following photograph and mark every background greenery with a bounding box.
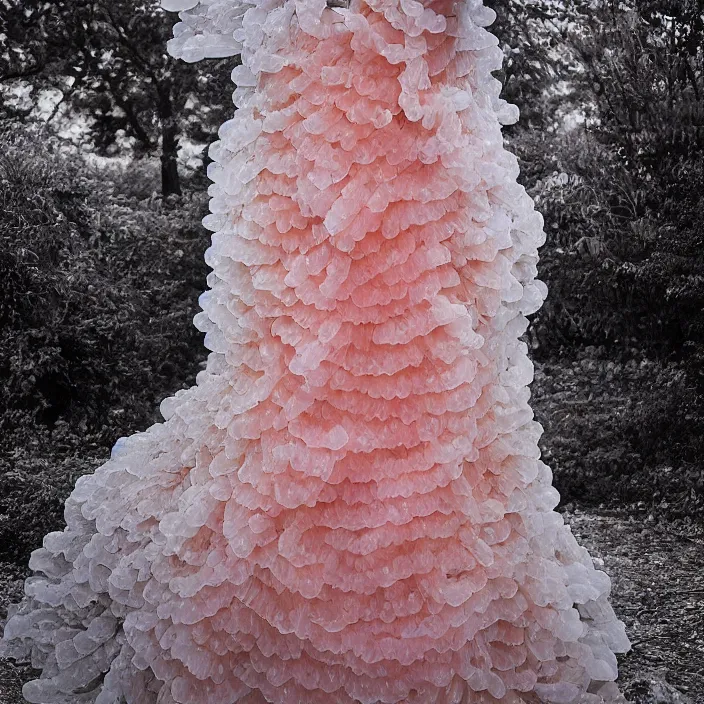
[0,0,703,572]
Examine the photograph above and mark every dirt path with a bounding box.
[1,511,702,704]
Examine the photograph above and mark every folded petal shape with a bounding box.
[0,1,630,703]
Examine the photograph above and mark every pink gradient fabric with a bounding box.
[0,0,631,702]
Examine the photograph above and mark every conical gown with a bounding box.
[0,0,631,702]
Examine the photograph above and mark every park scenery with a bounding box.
[0,2,702,703]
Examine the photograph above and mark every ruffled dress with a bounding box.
[0,0,631,702]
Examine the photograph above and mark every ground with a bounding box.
[568,511,703,703]
[1,509,701,704]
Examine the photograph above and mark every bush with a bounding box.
[533,350,704,522]
[0,131,209,563]
[512,121,704,520]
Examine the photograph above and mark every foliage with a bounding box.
[521,134,702,360]
[0,131,209,563]
[535,0,704,362]
[572,0,704,167]
[0,0,232,195]
[488,0,586,129]
[533,351,704,523]
[488,1,704,517]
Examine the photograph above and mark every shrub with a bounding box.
[533,351,704,522]
[513,124,704,521]
[0,131,209,563]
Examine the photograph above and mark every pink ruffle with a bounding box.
[0,0,629,703]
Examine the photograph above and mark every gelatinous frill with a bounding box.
[0,0,630,702]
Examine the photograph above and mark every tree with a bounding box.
[543,0,704,358]
[485,0,595,131]
[0,0,231,196]
[515,0,704,519]
[571,0,704,165]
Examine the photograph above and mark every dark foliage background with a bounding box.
[0,0,703,572]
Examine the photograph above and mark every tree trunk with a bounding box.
[158,79,181,197]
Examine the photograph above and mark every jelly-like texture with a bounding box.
[0,0,630,702]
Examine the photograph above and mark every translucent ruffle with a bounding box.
[1,0,629,702]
